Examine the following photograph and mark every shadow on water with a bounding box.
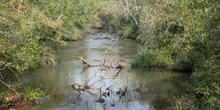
[22,33,190,110]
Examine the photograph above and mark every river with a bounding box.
[23,33,189,110]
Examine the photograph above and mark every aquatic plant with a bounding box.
[24,87,50,104]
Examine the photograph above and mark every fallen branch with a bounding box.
[69,73,110,96]
[70,82,94,96]
[0,80,16,92]
[79,56,100,67]
[113,69,122,78]
[79,56,123,69]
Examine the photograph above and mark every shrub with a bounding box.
[24,87,50,104]
[168,94,197,110]
[131,49,156,68]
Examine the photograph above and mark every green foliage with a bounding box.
[130,0,220,109]
[132,0,220,70]
[168,94,197,110]
[24,87,50,104]
[131,0,195,70]
[190,1,220,108]
[117,24,139,39]
[192,68,220,109]
[131,49,156,68]
[156,50,175,69]
[0,0,103,72]
[0,0,105,97]
[0,2,61,71]
[0,92,5,104]
[98,0,139,39]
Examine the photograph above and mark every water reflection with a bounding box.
[23,33,189,110]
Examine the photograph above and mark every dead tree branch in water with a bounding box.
[70,82,94,96]
[79,56,123,69]
[96,87,105,103]
[69,73,107,96]
[79,56,100,67]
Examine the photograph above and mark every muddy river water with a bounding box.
[23,33,189,110]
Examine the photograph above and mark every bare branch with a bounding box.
[119,0,140,27]
[79,56,100,67]
[79,56,123,69]
[0,79,17,92]
[0,61,20,81]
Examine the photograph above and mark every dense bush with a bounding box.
[131,49,156,68]
[0,0,103,91]
[24,87,50,104]
[79,1,220,108]
[98,0,139,39]
[0,2,61,71]
[129,0,220,109]
[0,0,103,72]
